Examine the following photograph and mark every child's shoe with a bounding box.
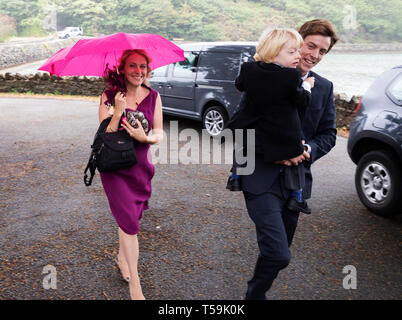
[226,175,242,191]
[286,197,312,214]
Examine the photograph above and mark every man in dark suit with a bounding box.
[234,19,339,300]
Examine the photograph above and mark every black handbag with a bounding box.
[84,116,138,186]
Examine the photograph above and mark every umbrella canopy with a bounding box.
[38,33,184,77]
[38,46,73,75]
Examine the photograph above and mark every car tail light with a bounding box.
[354,97,363,116]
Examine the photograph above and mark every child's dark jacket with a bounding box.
[234,62,311,162]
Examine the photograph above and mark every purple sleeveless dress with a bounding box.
[100,85,157,235]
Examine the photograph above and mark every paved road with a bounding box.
[0,97,401,300]
[0,60,47,75]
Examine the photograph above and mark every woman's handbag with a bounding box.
[84,117,138,186]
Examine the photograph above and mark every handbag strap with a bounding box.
[84,151,97,186]
[98,116,112,133]
[83,117,112,187]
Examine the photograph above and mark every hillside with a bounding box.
[1,0,401,42]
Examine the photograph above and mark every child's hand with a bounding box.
[304,76,315,88]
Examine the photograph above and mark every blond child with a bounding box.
[227,27,315,214]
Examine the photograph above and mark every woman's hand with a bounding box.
[114,91,127,116]
[121,119,148,143]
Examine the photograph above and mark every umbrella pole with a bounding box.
[114,50,120,75]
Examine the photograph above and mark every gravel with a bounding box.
[0,97,401,300]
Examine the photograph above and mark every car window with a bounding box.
[241,49,255,63]
[172,51,199,78]
[388,73,402,104]
[152,65,168,77]
[197,52,241,81]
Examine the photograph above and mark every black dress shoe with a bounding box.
[286,197,312,214]
[226,176,242,191]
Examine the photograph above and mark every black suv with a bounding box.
[347,65,402,217]
[149,42,256,136]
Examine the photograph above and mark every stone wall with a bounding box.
[0,73,105,96]
[0,73,360,129]
[334,93,361,128]
[0,38,78,70]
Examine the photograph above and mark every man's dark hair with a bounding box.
[298,19,339,53]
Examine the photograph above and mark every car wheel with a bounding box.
[202,105,227,136]
[355,150,402,217]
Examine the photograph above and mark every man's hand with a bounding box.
[275,153,305,166]
[275,147,310,166]
[302,140,311,161]
[275,159,293,166]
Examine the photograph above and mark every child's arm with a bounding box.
[294,76,314,120]
[303,77,315,90]
[227,93,259,130]
[235,63,246,92]
[228,63,259,130]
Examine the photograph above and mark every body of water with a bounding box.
[1,52,401,99]
[313,52,402,98]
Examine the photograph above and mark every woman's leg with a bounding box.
[117,229,131,281]
[118,227,145,300]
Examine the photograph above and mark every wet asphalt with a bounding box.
[0,97,401,300]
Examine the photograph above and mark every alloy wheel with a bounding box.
[360,161,391,204]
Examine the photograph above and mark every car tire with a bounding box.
[202,105,227,136]
[355,150,402,217]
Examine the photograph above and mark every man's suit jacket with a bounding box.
[230,70,337,199]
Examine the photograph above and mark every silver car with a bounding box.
[347,65,402,217]
[149,42,256,136]
[57,27,83,39]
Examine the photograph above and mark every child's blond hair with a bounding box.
[254,27,304,63]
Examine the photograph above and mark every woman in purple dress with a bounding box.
[98,49,163,300]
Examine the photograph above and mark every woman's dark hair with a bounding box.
[103,65,127,107]
[103,49,152,106]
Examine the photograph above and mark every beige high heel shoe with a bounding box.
[114,256,130,283]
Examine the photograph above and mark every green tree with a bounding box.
[0,0,42,34]
[0,0,400,42]
[351,0,402,41]
[53,0,106,35]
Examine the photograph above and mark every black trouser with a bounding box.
[243,172,300,300]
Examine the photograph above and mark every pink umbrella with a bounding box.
[38,45,73,75]
[38,33,184,77]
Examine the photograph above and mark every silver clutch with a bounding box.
[126,110,149,133]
